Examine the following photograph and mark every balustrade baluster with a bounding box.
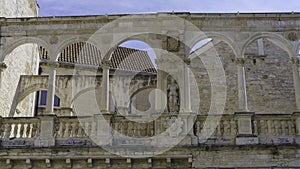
[77,122,83,137]
[25,123,30,138]
[4,123,10,138]
[64,122,70,138]
[13,123,18,138]
[19,122,25,138]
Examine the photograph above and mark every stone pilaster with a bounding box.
[235,58,249,112]
[155,58,167,112]
[100,60,111,113]
[291,56,300,111]
[45,61,59,114]
[94,114,112,146]
[181,63,192,113]
[235,112,258,145]
[34,115,57,147]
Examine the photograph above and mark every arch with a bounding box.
[2,37,50,62]
[9,85,63,117]
[241,32,295,57]
[102,33,163,62]
[188,32,239,58]
[89,14,201,62]
[55,36,100,61]
[129,85,156,100]
[17,85,63,104]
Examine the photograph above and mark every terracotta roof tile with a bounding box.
[39,42,156,73]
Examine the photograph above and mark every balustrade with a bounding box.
[0,114,298,147]
[1,118,39,139]
[55,117,95,138]
[194,115,238,139]
[253,116,296,136]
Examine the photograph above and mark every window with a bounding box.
[39,90,60,107]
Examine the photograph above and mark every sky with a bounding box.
[37,0,300,17]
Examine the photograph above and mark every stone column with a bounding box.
[182,58,192,113]
[155,58,166,112]
[291,56,300,111]
[0,62,7,88]
[45,61,59,114]
[101,61,111,113]
[235,58,249,112]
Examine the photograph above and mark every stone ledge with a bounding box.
[236,136,258,145]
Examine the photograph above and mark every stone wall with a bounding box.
[0,44,39,117]
[0,0,38,18]
[0,0,39,117]
[190,39,296,115]
[245,39,296,114]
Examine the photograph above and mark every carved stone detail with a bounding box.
[167,36,180,52]
[167,78,180,113]
[286,31,298,41]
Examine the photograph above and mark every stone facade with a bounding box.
[1,0,300,168]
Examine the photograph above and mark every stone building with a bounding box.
[1,0,300,168]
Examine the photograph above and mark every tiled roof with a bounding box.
[39,42,156,73]
[111,47,156,73]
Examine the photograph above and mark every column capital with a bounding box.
[46,61,60,68]
[101,60,112,69]
[0,62,7,70]
[290,56,300,65]
[234,58,246,65]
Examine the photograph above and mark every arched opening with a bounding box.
[39,42,102,76]
[0,43,43,117]
[244,37,296,114]
[111,40,157,73]
[188,37,237,114]
[57,42,102,66]
[14,89,61,117]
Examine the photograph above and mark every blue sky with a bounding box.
[38,0,300,16]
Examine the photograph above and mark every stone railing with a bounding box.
[0,113,299,147]
[112,116,155,138]
[253,114,297,144]
[0,117,40,147]
[194,115,238,144]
